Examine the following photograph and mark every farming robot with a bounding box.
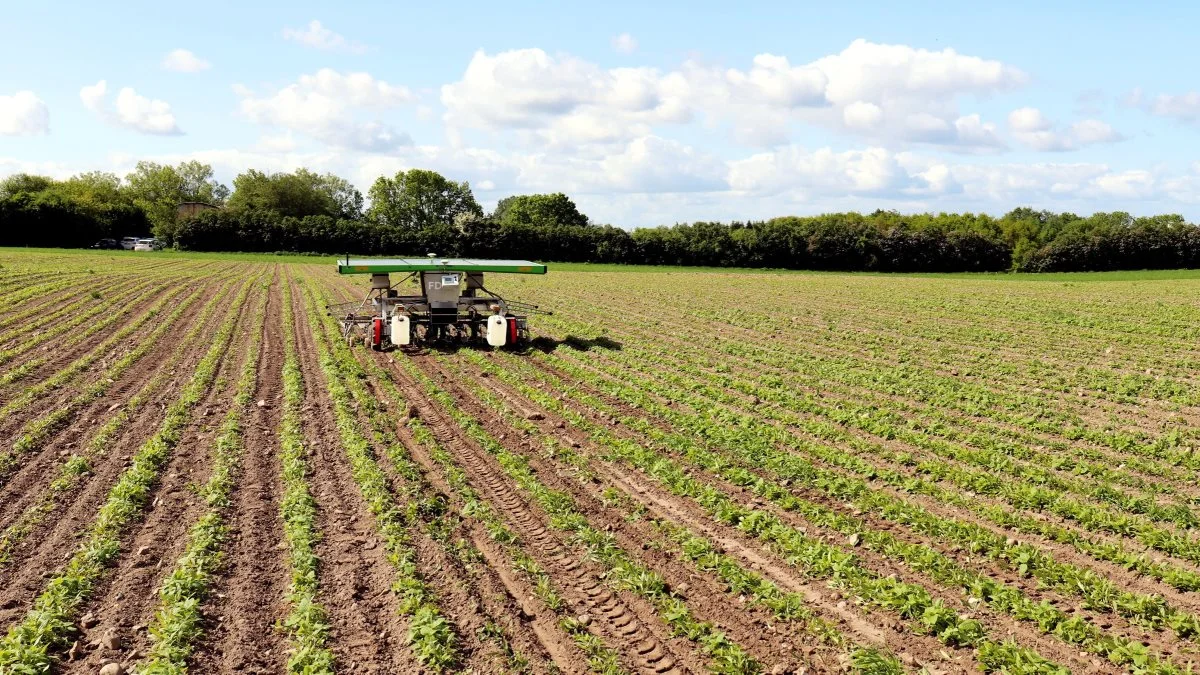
[330,255,550,350]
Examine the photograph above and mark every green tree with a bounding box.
[492,192,589,229]
[321,172,364,220]
[125,161,228,243]
[227,168,362,219]
[366,168,481,231]
[57,171,126,208]
[0,174,54,199]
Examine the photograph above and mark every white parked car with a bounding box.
[133,238,161,251]
[120,236,139,250]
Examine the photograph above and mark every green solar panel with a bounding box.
[336,257,548,274]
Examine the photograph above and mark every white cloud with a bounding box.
[441,49,690,149]
[729,146,919,197]
[235,69,416,151]
[813,39,1025,101]
[843,101,883,129]
[1090,170,1156,199]
[1120,87,1144,108]
[1149,91,1200,123]
[1070,119,1121,144]
[80,80,182,135]
[9,141,1199,228]
[0,91,49,136]
[1163,165,1200,204]
[0,157,73,179]
[1123,88,1200,124]
[256,132,297,153]
[282,20,366,54]
[1007,106,1123,151]
[442,39,1023,151]
[1008,106,1051,132]
[611,33,637,54]
[596,136,727,192]
[161,49,210,73]
[724,54,829,107]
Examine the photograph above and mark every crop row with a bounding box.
[133,279,269,673]
[306,277,764,673]
[464,348,1065,672]
[6,279,219,465]
[349,346,630,674]
[561,304,1195,501]
[0,276,168,372]
[0,275,203,417]
[438,352,903,674]
[0,274,256,673]
[395,352,764,674]
[523,345,1200,667]
[537,286,1195,496]
[473,346,1192,673]
[301,281,459,672]
[0,273,159,349]
[530,281,1191,472]
[0,277,237,567]
[537,309,1200,588]
[531,347,1200,641]
[276,276,336,674]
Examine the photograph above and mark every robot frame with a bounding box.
[330,255,551,350]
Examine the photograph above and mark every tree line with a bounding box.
[1,161,1197,273]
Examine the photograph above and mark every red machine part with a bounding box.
[507,316,518,344]
[372,318,383,348]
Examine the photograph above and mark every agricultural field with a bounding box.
[3,249,1200,675]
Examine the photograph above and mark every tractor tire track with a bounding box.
[502,351,1106,674]
[348,357,581,674]
[381,351,694,675]
[424,352,846,673]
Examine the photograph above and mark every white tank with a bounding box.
[391,314,410,346]
[486,314,507,347]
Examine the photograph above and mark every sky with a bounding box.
[1,0,1199,227]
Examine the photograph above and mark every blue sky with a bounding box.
[2,0,1198,226]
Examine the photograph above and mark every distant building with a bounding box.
[177,201,220,220]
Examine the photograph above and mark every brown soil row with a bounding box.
[0,274,143,350]
[378,350,698,674]
[0,278,234,535]
[543,286,1187,453]
[552,297,1195,501]
[314,271,642,673]
[0,279,238,626]
[190,268,289,674]
[288,276,421,674]
[355,365,592,674]
[0,275,212,440]
[61,279,265,673]
[304,287,542,673]
[422,351,862,673]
